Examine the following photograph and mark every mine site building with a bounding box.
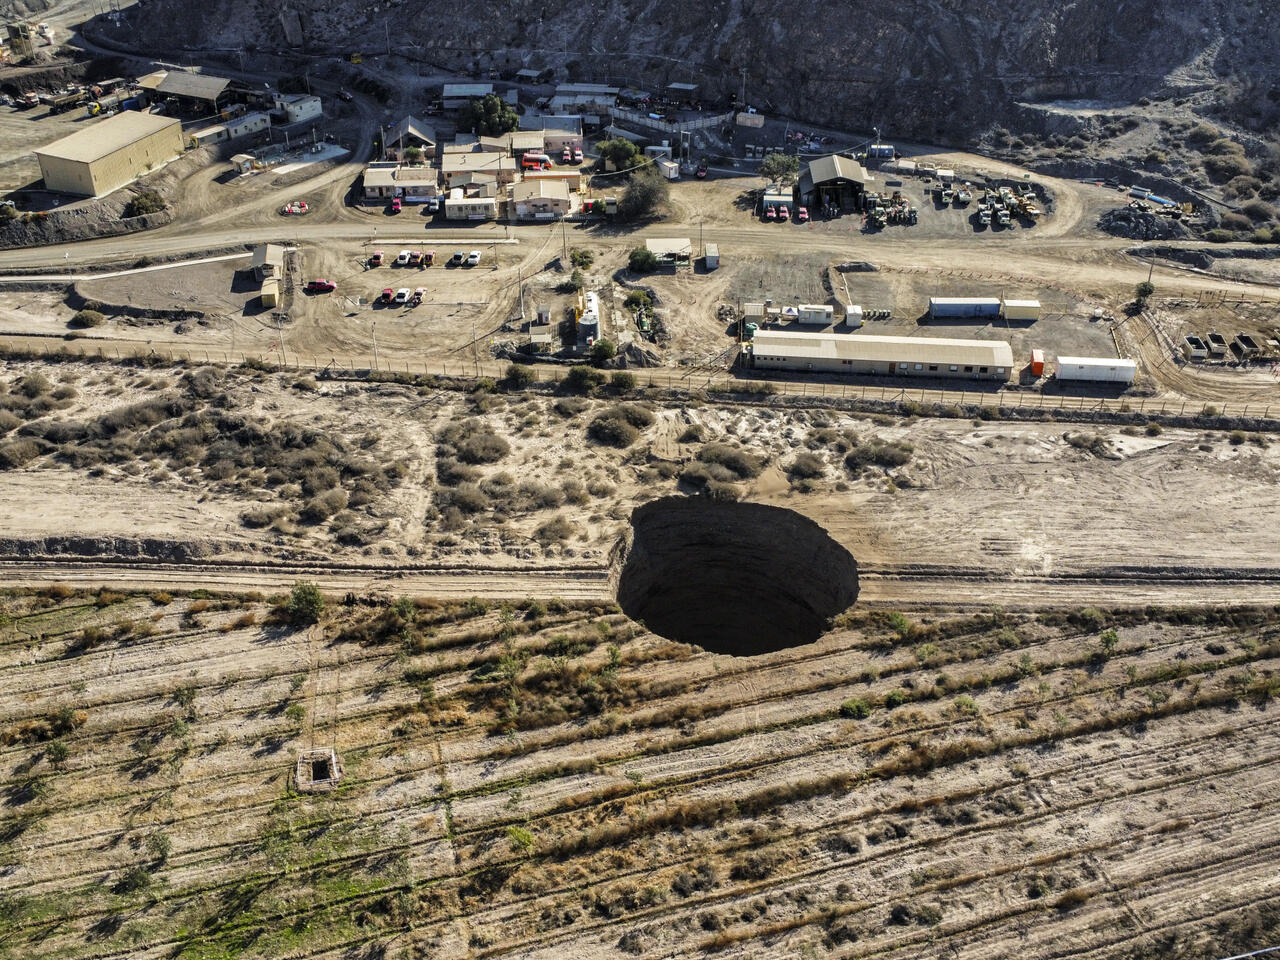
[442,83,493,109]
[509,178,570,220]
[35,111,183,197]
[704,243,719,270]
[645,238,693,265]
[795,154,872,212]
[1001,299,1042,321]
[750,330,1013,381]
[251,243,285,280]
[274,93,322,125]
[1055,356,1136,385]
[928,297,1002,320]
[383,116,436,161]
[140,69,233,112]
[443,189,498,220]
[189,111,270,147]
[541,116,584,154]
[441,151,517,187]
[361,162,439,202]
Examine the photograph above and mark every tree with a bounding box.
[1135,280,1155,300]
[123,190,166,218]
[590,338,617,363]
[628,246,660,273]
[284,580,324,626]
[402,145,423,164]
[502,363,536,390]
[457,94,518,137]
[758,152,800,185]
[620,168,668,220]
[597,137,642,172]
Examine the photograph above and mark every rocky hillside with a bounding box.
[125,0,1277,140]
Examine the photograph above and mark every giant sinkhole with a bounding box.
[614,498,859,656]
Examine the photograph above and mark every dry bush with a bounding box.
[438,419,510,464]
[696,442,763,479]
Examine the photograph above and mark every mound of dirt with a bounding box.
[1098,207,1189,241]
[614,497,858,655]
[835,261,878,273]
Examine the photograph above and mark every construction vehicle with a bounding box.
[955,184,972,205]
[978,208,991,227]
[996,208,1011,227]
[939,183,954,204]
[16,92,40,110]
[695,158,708,179]
[46,90,82,113]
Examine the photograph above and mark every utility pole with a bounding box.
[561,217,568,264]
[371,321,378,370]
[739,67,746,108]
[385,21,391,57]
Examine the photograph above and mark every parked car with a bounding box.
[421,250,435,266]
[465,250,482,266]
[778,204,789,221]
[304,279,336,293]
[389,197,402,213]
[573,147,583,163]
[367,250,384,267]
[281,200,309,215]
[337,89,353,102]
[410,287,424,306]
[394,249,411,265]
[393,288,411,303]
[561,147,572,164]
[448,251,465,266]
[425,196,439,213]
[521,155,548,170]
[379,288,394,303]
[408,250,424,266]
[764,205,776,220]
[796,206,809,223]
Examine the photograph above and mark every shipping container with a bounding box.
[1055,356,1136,384]
[704,243,719,270]
[845,305,863,328]
[867,143,894,158]
[1002,298,1041,321]
[655,158,679,180]
[928,297,1002,319]
[1030,348,1045,377]
[1182,336,1207,361]
[797,304,834,325]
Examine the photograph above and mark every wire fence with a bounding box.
[19,336,1278,422]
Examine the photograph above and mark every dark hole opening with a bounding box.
[615,497,859,656]
[310,758,333,782]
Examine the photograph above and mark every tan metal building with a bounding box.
[750,330,1013,381]
[35,111,184,197]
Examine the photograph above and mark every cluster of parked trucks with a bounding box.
[972,185,1041,228]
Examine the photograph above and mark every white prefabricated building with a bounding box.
[1055,356,1136,384]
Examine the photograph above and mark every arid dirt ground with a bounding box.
[2,588,1279,960]
[1,358,1278,586]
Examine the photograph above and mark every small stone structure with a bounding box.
[295,748,343,792]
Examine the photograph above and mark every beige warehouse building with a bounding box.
[35,112,184,198]
[750,330,1013,381]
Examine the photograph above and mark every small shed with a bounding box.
[798,304,834,325]
[704,243,719,270]
[1002,299,1041,321]
[845,305,864,328]
[259,278,280,307]
[1030,348,1045,377]
[645,238,692,263]
[251,243,285,280]
[230,153,255,175]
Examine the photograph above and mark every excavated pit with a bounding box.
[615,498,859,656]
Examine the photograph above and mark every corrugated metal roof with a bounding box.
[386,116,435,148]
[155,70,230,101]
[36,111,181,164]
[752,330,1013,367]
[440,153,514,174]
[442,83,493,98]
[1002,299,1041,309]
[805,154,871,185]
[646,238,692,259]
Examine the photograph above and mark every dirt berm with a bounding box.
[613,497,858,656]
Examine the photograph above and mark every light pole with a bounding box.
[371,321,378,370]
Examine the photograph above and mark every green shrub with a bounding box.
[697,443,763,480]
[840,698,871,719]
[624,289,652,310]
[534,514,575,544]
[569,248,594,268]
[787,452,825,479]
[437,419,509,464]
[844,439,913,470]
[71,309,105,328]
[610,371,637,393]
[628,247,660,273]
[284,581,324,625]
[587,404,654,447]
[502,363,536,390]
[1204,228,1234,243]
[563,365,605,394]
[590,338,617,363]
[123,190,166,218]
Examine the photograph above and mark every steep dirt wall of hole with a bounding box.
[614,497,859,656]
